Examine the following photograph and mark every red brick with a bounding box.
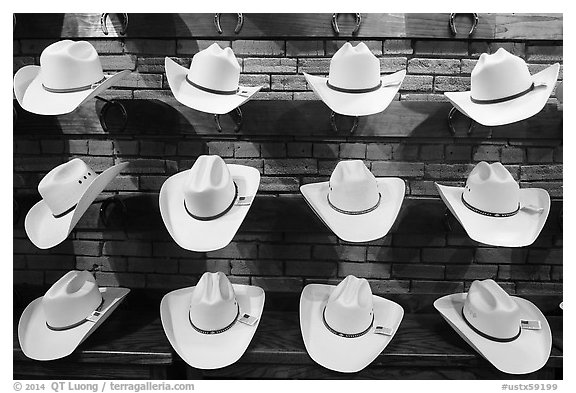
[103,240,152,257]
[14,140,40,155]
[239,74,270,89]
[371,161,424,177]
[261,143,287,158]
[298,58,330,74]
[434,76,471,92]
[445,264,498,280]
[326,40,382,56]
[127,257,178,274]
[526,45,563,62]
[460,59,478,74]
[369,279,411,294]
[520,182,562,198]
[475,248,526,264]
[231,260,283,276]
[516,282,562,295]
[87,140,113,156]
[445,145,472,162]
[472,145,501,162]
[554,146,563,163]
[392,144,419,160]
[252,92,293,100]
[223,159,263,173]
[520,165,562,181]
[340,143,366,159]
[367,247,420,263]
[124,39,176,55]
[115,72,162,89]
[421,248,474,264]
[243,58,296,74]
[76,256,127,272]
[551,266,562,281]
[313,143,339,158]
[338,262,391,279]
[114,140,139,156]
[313,245,366,262]
[393,234,445,247]
[286,40,324,56]
[408,58,460,75]
[139,175,167,191]
[259,244,311,260]
[392,264,444,279]
[232,40,284,56]
[206,243,258,259]
[14,156,64,172]
[105,175,138,191]
[176,40,229,55]
[419,145,444,161]
[259,177,300,192]
[14,270,43,285]
[285,261,337,277]
[251,277,303,292]
[526,148,554,163]
[176,141,204,157]
[264,159,317,175]
[384,39,413,55]
[380,57,407,73]
[25,255,75,270]
[145,274,195,290]
[271,74,308,91]
[232,142,260,158]
[152,242,201,258]
[19,39,56,54]
[100,55,137,71]
[400,75,434,91]
[137,57,181,73]
[206,141,234,157]
[95,271,146,288]
[527,249,562,265]
[367,144,393,160]
[117,158,165,174]
[414,40,468,56]
[501,146,525,164]
[411,280,464,294]
[287,142,312,158]
[425,163,474,180]
[179,260,231,275]
[498,265,551,281]
[284,233,339,244]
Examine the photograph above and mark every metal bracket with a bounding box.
[95,96,128,133]
[214,107,243,133]
[14,198,20,227]
[99,196,128,228]
[448,107,475,136]
[330,111,359,135]
[449,13,479,36]
[100,13,129,36]
[332,13,362,35]
[214,13,244,34]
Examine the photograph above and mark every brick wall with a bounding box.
[13,13,562,297]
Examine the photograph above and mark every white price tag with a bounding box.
[520,319,542,330]
[238,313,259,326]
[374,326,393,336]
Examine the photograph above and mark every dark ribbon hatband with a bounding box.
[326,80,382,94]
[53,203,78,219]
[327,192,381,215]
[184,182,238,221]
[461,307,521,343]
[470,82,536,104]
[42,77,107,94]
[189,303,240,335]
[185,76,239,96]
[46,298,105,331]
[322,306,374,338]
[461,194,520,218]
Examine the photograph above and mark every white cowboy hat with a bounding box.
[304,42,406,116]
[165,43,262,115]
[25,158,128,249]
[18,270,130,361]
[159,155,260,252]
[435,161,550,247]
[434,279,551,375]
[445,47,559,126]
[300,160,405,243]
[160,271,265,369]
[13,40,130,116]
[300,275,404,373]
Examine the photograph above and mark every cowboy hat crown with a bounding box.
[463,279,523,341]
[39,40,105,92]
[328,160,380,214]
[37,158,96,217]
[187,43,241,94]
[189,272,239,333]
[328,42,381,92]
[463,161,519,216]
[324,275,374,336]
[41,270,102,330]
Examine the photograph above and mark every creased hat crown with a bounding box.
[328,160,380,213]
[39,40,105,90]
[38,158,96,217]
[41,270,102,329]
[188,43,240,92]
[471,48,533,102]
[463,161,519,215]
[328,42,381,90]
[189,272,239,331]
[324,275,374,335]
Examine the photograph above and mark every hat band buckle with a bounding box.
[327,192,381,216]
[461,193,520,218]
[470,82,545,104]
[45,297,105,331]
[42,77,107,94]
[461,307,521,343]
[183,181,239,221]
[189,303,240,335]
[322,306,374,339]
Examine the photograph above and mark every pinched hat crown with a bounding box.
[327,42,381,92]
[38,158,96,217]
[328,160,380,214]
[187,43,241,93]
[39,40,105,92]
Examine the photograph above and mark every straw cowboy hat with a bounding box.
[300,275,404,373]
[18,270,130,361]
[445,47,559,126]
[304,42,406,116]
[165,43,262,115]
[435,161,549,247]
[25,158,128,249]
[160,271,265,369]
[300,160,405,243]
[13,40,130,116]
[434,279,551,374]
[159,155,260,252]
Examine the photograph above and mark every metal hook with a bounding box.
[443,208,455,232]
[214,107,243,133]
[88,263,100,273]
[99,196,128,228]
[448,107,475,136]
[95,96,128,133]
[330,111,359,135]
[14,197,20,227]
[449,13,479,36]
[100,13,129,36]
[214,13,244,34]
[332,13,362,35]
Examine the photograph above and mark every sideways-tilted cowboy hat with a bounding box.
[300,160,405,243]
[300,275,404,373]
[160,271,265,369]
[18,270,130,361]
[444,47,559,126]
[165,43,262,115]
[159,155,260,252]
[25,158,128,249]
[304,42,406,116]
[435,161,550,247]
[13,40,130,115]
[434,279,551,374]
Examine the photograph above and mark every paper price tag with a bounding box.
[237,90,252,98]
[520,319,542,330]
[374,326,393,336]
[238,313,259,326]
[235,196,254,206]
[86,311,103,323]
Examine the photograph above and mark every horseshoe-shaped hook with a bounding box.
[449,13,479,36]
[214,13,244,35]
[330,111,359,135]
[332,13,362,35]
[448,107,475,136]
[95,96,128,133]
[100,13,129,36]
[99,196,128,228]
[214,107,243,133]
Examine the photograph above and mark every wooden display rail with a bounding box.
[13,13,562,40]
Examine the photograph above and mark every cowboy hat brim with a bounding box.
[165,57,262,115]
[300,178,405,243]
[159,164,260,252]
[435,183,550,247]
[18,287,130,361]
[444,64,559,126]
[434,293,551,374]
[304,70,406,117]
[13,65,130,116]
[24,162,128,249]
[160,284,265,370]
[300,284,404,373]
